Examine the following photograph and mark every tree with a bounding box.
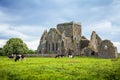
[28,50,35,54]
[0,48,3,56]
[2,38,28,55]
[27,50,37,54]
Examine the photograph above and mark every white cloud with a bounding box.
[91,21,112,33]
[0,24,29,40]
[13,25,50,36]
[25,39,40,50]
[0,23,46,50]
[83,20,120,40]
[0,39,7,48]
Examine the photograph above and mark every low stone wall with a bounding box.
[25,54,57,57]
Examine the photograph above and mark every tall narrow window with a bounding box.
[46,41,48,50]
[56,43,58,51]
[61,41,64,48]
[52,43,54,51]
[49,44,50,51]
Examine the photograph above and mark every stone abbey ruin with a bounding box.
[37,22,118,58]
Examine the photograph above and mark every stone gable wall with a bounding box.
[98,40,118,58]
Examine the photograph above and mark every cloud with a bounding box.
[0,23,49,50]
[13,25,50,36]
[83,20,120,41]
[0,24,29,40]
[0,0,120,52]
[0,39,7,48]
[0,9,22,23]
[25,39,40,50]
[0,0,116,27]
[106,0,120,24]
[91,21,112,33]
[0,10,4,17]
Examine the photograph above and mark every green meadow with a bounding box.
[0,56,120,80]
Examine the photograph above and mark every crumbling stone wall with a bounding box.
[89,31,102,52]
[37,30,48,54]
[80,36,90,50]
[81,47,93,56]
[98,40,118,58]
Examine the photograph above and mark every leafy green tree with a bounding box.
[2,38,28,55]
[34,50,37,54]
[28,50,35,54]
[27,50,38,54]
[0,48,3,56]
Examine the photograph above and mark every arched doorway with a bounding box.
[91,51,95,56]
[61,41,64,48]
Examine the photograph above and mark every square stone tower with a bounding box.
[57,22,82,55]
[57,22,81,39]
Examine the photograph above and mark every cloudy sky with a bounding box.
[0,0,120,52]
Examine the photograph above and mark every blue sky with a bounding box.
[0,0,120,52]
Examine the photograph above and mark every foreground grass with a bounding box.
[0,56,120,80]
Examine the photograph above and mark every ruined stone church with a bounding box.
[37,22,118,58]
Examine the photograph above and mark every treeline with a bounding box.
[0,38,37,56]
[0,49,37,56]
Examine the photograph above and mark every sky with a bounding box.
[0,0,120,52]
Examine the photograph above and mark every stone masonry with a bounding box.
[37,22,118,58]
[37,22,81,56]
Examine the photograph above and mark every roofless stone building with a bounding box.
[37,22,118,58]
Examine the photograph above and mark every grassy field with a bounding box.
[0,56,120,80]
